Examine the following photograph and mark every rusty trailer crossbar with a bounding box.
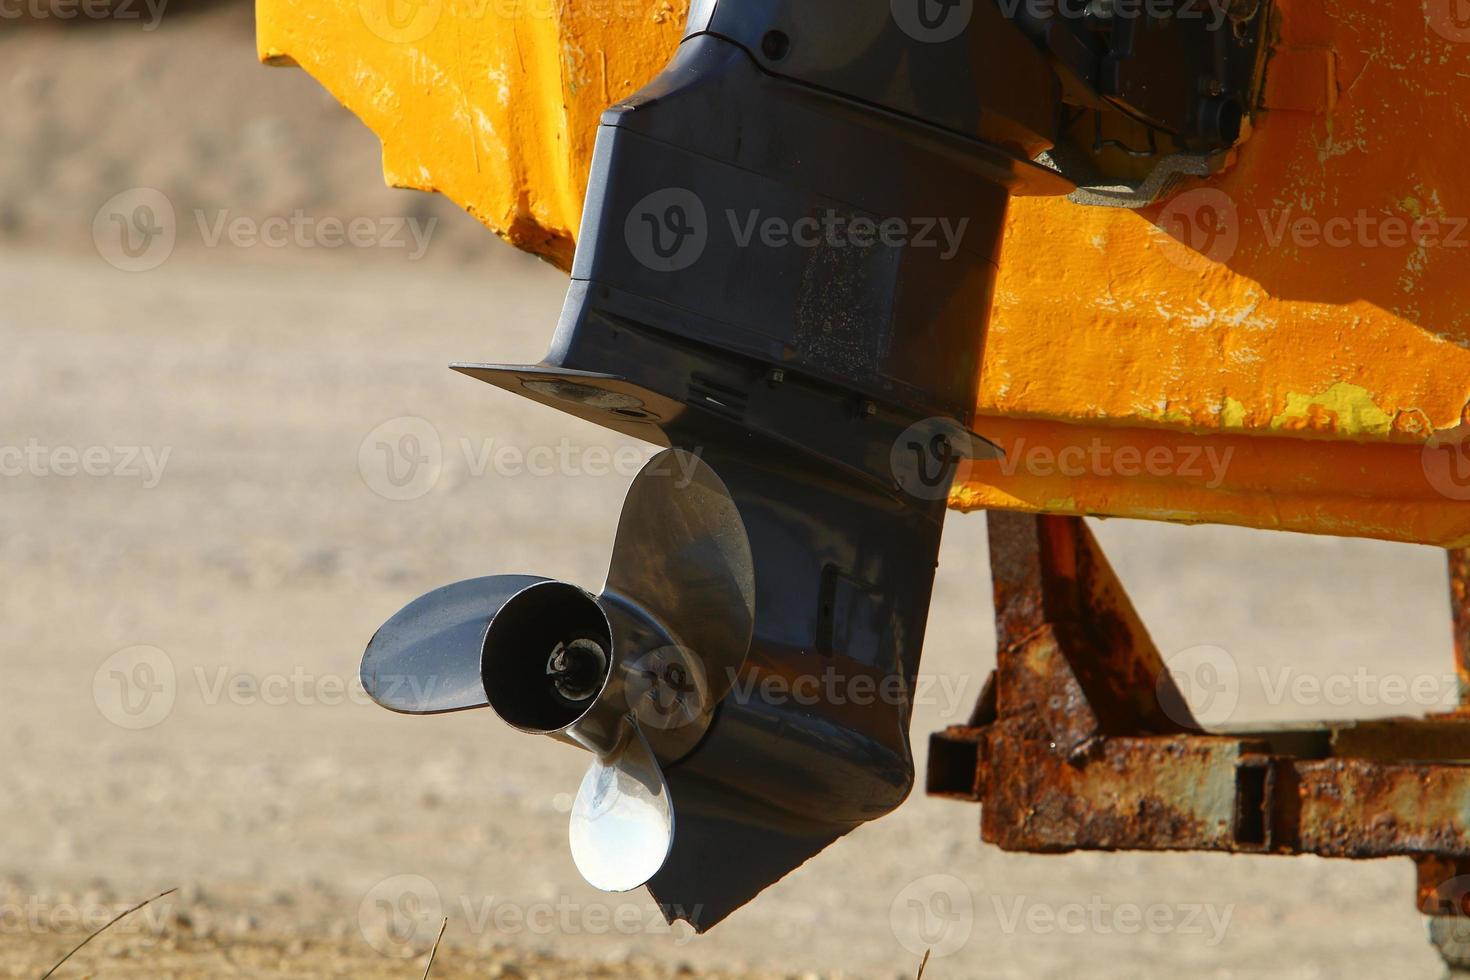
[928,513,1470,919]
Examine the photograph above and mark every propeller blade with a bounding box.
[604,449,754,713]
[569,722,674,892]
[361,575,547,714]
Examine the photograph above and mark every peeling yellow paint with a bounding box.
[257,0,690,267]
[1221,397,1249,430]
[1269,382,1396,439]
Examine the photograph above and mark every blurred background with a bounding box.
[1,4,1463,977]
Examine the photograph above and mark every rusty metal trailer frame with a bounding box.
[928,513,1470,920]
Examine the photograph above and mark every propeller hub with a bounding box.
[481,581,614,734]
[546,638,608,702]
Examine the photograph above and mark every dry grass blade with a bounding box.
[914,948,931,980]
[421,917,449,980]
[39,886,178,979]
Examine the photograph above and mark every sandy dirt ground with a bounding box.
[2,5,1467,979]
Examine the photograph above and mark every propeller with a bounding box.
[569,722,674,892]
[360,448,755,892]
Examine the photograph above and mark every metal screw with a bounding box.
[546,638,607,702]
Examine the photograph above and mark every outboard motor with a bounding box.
[360,0,1268,930]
